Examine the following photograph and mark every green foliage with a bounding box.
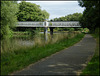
[78,0,99,32]
[1,26,14,38]
[94,28,99,37]
[82,28,89,33]
[51,13,82,21]
[68,28,75,32]
[17,1,49,21]
[81,33,99,76]
[56,28,64,31]
[34,28,41,36]
[1,1,18,39]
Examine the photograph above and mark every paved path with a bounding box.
[12,34,96,75]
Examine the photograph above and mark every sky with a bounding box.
[17,1,85,20]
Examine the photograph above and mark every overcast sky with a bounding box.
[17,1,85,20]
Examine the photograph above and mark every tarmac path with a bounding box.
[12,34,96,75]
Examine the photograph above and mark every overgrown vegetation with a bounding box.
[80,28,99,76]
[1,33,84,75]
[1,1,18,39]
[78,1,99,75]
[78,0,99,32]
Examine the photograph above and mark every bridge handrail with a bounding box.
[16,21,81,27]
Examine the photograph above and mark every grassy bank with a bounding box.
[80,33,99,76]
[1,33,84,75]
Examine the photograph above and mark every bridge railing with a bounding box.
[17,22,44,27]
[48,21,80,27]
[16,21,81,27]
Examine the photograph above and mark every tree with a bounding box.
[17,1,49,21]
[1,1,18,38]
[51,13,82,21]
[78,0,99,32]
[50,13,82,31]
[42,10,49,19]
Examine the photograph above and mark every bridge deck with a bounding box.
[16,21,81,28]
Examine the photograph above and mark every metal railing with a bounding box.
[16,21,81,27]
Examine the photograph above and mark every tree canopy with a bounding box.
[1,1,18,38]
[17,1,49,21]
[78,0,99,32]
[50,13,82,21]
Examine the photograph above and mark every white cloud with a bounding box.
[17,1,85,20]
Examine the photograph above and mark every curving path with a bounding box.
[12,34,96,75]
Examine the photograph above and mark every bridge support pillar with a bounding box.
[44,27,48,35]
[44,27,48,41]
[50,27,54,38]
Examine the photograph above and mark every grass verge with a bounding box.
[1,33,84,75]
[80,33,99,76]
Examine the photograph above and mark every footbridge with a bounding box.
[16,21,81,37]
[17,21,81,27]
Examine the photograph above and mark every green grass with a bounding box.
[1,33,84,75]
[80,33,99,76]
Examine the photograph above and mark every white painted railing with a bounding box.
[48,21,80,27]
[16,21,81,27]
[17,22,44,27]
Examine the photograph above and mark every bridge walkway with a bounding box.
[12,34,96,75]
